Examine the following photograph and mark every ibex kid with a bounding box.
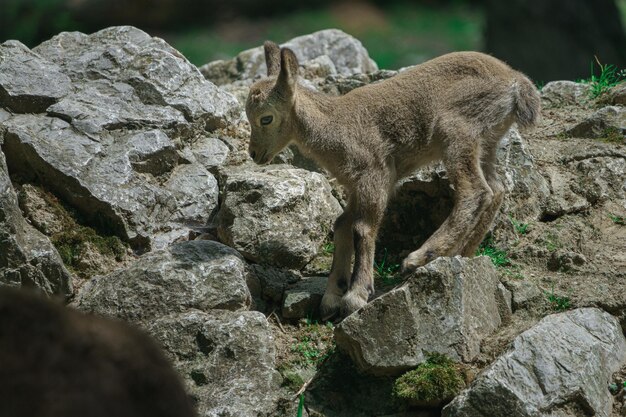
[246,41,540,319]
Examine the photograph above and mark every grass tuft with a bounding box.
[584,57,626,99]
[374,248,402,287]
[610,214,626,225]
[476,236,511,268]
[545,285,571,312]
[290,320,335,368]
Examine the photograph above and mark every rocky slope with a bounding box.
[1,27,625,417]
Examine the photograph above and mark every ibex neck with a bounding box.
[292,87,344,163]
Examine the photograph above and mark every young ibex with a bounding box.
[246,41,540,319]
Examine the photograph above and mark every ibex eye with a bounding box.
[260,115,273,125]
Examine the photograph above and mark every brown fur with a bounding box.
[0,287,196,417]
[246,42,540,318]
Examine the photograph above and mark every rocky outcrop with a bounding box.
[216,164,342,269]
[568,105,626,138]
[282,276,327,319]
[200,29,378,86]
[0,26,241,251]
[443,308,626,417]
[335,257,510,376]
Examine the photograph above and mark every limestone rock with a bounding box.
[0,150,72,297]
[497,127,551,219]
[75,240,251,322]
[34,26,240,127]
[252,264,302,305]
[282,276,327,319]
[443,308,626,417]
[216,164,342,269]
[502,280,543,310]
[200,29,378,85]
[0,40,71,113]
[604,83,626,105]
[568,105,626,138]
[335,256,507,376]
[147,309,281,417]
[541,81,591,107]
[2,116,219,250]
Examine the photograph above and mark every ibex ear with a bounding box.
[276,47,299,96]
[264,41,280,76]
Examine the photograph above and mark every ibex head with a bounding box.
[245,41,299,165]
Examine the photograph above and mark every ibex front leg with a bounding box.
[340,179,389,317]
[320,200,355,320]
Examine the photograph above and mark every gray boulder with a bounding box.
[200,29,378,86]
[147,309,281,417]
[540,81,591,107]
[443,308,626,417]
[282,276,327,319]
[75,240,251,322]
[0,40,71,113]
[335,256,508,376]
[568,105,626,138]
[216,164,342,269]
[0,150,73,297]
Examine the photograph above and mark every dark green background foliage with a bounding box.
[1,0,626,81]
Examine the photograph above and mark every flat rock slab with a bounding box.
[335,256,508,376]
[200,29,378,85]
[443,308,626,417]
[282,276,327,319]
[568,105,626,138]
[0,150,72,297]
[147,309,281,417]
[216,164,342,269]
[0,40,71,113]
[75,240,251,322]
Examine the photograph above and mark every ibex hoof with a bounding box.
[402,249,437,272]
[320,292,342,321]
[340,290,368,317]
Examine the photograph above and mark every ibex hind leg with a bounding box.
[402,127,494,271]
[460,142,506,257]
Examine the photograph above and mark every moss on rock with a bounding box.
[392,353,465,407]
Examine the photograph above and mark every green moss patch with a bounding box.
[393,353,465,406]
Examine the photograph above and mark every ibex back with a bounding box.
[246,41,540,319]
